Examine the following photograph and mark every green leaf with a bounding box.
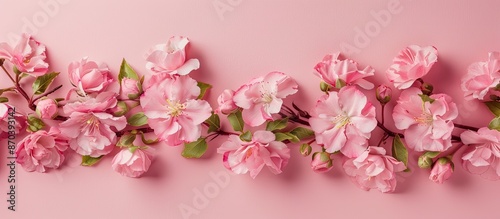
[240,131,252,142]
[489,117,500,131]
[290,127,314,140]
[32,72,59,95]
[335,79,346,89]
[139,132,159,145]
[182,138,208,158]
[127,112,148,126]
[266,118,288,131]
[419,94,435,103]
[116,133,136,147]
[486,101,500,117]
[13,66,21,75]
[275,132,300,143]
[392,134,408,168]
[81,155,103,166]
[0,97,8,103]
[197,82,212,99]
[227,110,244,132]
[205,113,221,134]
[320,81,331,92]
[118,59,139,83]
[27,115,45,132]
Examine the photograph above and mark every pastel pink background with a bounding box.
[1,0,500,218]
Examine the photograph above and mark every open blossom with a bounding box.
[36,98,58,119]
[461,52,500,100]
[314,53,375,89]
[59,92,127,157]
[146,36,200,76]
[461,127,500,180]
[217,131,290,178]
[0,33,48,76]
[392,88,458,152]
[233,72,298,127]
[343,147,406,193]
[429,158,454,184]
[386,45,438,89]
[15,127,68,173]
[216,89,238,114]
[140,76,212,146]
[309,86,376,158]
[68,57,113,95]
[112,148,152,178]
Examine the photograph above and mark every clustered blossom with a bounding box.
[217,131,290,179]
[314,53,375,89]
[461,52,500,100]
[386,45,438,89]
[3,33,500,190]
[140,75,212,146]
[392,88,458,152]
[233,71,298,127]
[461,127,500,180]
[16,127,68,173]
[68,57,113,95]
[343,147,406,193]
[0,33,49,76]
[59,92,127,157]
[309,86,377,158]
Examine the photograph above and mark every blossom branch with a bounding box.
[454,123,479,132]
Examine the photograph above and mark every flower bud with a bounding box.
[311,151,333,173]
[216,89,238,115]
[418,151,439,169]
[429,157,454,184]
[376,85,392,104]
[421,82,433,95]
[36,98,58,119]
[320,81,331,92]
[121,77,142,100]
[110,101,129,117]
[300,143,312,156]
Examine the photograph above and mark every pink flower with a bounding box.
[68,57,113,95]
[217,131,290,178]
[112,148,152,178]
[0,33,48,76]
[311,151,333,173]
[314,53,375,89]
[429,158,454,184]
[146,36,200,76]
[233,72,298,127]
[121,78,141,99]
[15,127,68,173]
[36,98,58,119]
[461,52,500,100]
[343,146,406,193]
[140,76,212,146]
[376,85,392,104]
[392,88,458,152]
[0,103,25,138]
[461,127,500,180]
[59,92,127,157]
[309,86,376,158]
[386,45,438,89]
[216,89,238,114]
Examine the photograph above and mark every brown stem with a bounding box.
[376,121,461,141]
[1,65,16,84]
[31,84,63,103]
[116,127,154,137]
[454,123,479,132]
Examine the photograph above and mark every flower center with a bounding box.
[414,113,433,125]
[23,57,31,64]
[166,99,186,117]
[262,93,273,103]
[332,112,351,128]
[259,82,276,104]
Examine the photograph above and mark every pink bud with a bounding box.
[311,151,333,173]
[112,148,152,178]
[121,78,141,99]
[429,157,453,184]
[376,85,392,104]
[36,98,58,119]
